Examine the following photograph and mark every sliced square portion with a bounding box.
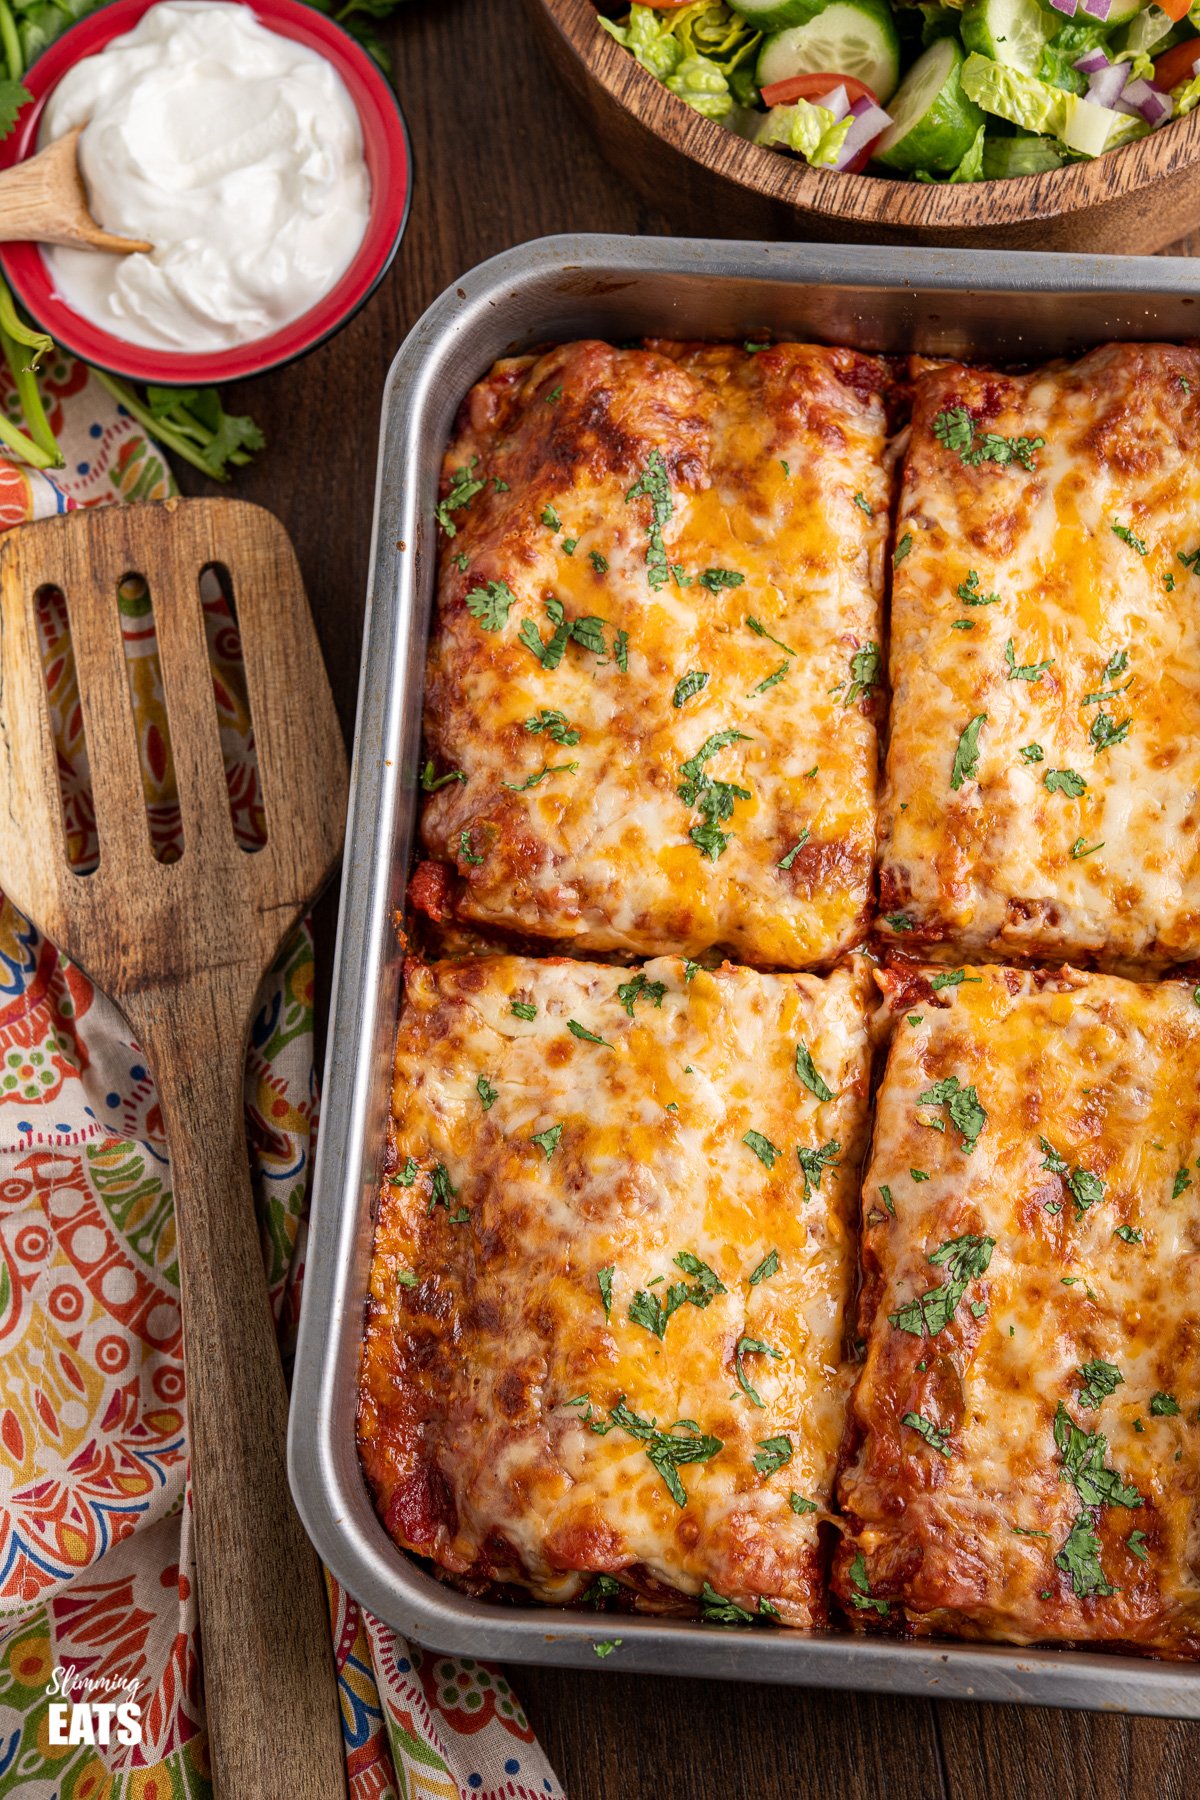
[879,343,1200,972]
[358,953,872,1625]
[834,962,1200,1658]
[418,338,891,969]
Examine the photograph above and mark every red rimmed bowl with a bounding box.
[0,0,412,384]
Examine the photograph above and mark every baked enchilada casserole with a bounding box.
[360,337,1200,1658]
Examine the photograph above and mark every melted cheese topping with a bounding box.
[358,954,873,1623]
[836,963,1200,1656]
[420,340,891,969]
[879,344,1200,972]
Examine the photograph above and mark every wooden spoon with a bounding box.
[0,500,349,1798]
[0,126,151,252]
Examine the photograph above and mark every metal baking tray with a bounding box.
[289,234,1200,1717]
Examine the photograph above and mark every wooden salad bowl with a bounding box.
[523,0,1200,250]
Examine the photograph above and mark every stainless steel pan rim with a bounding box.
[288,233,1200,1717]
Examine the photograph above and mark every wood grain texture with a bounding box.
[526,0,1200,252]
[171,0,1200,1791]
[0,500,349,1800]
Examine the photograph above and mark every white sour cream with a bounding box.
[40,0,371,351]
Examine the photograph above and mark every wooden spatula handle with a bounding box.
[124,966,347,1800]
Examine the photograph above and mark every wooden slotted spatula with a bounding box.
[0,499,349,1799]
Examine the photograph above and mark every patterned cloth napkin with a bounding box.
[0,352,565,1800]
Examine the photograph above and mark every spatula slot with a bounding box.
[117,571,183,866]
[33,583,97,878]
[200,563,267,854]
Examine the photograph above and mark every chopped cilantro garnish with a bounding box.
[1173,1167,1192,1199]
[615,630,629,672]
[589,549,609,574]
[753,1435,793,1477]
[746,615,797,657]
[1127,1530,1150,1563]
[397,1269,418,1288]
[502,761,579,791]
[1070,837,1104,860]
[893,532,914,566]
[1054,1401,1142,1508]
[916,1075,986,1153]
[525,707,580,746]
[929,968,981,991]
[797,1140,840,1202]
[476,1074,498,1111]
[911,1168,930,1182]
[1044,768,1087,798]
[673,670,709,707]
[1055,1514,1117,1599]
[1077,1359,1123,1409]
[426,1163,457,1215]
[1019,744,1045,764]
[678,727,753,862]
[541,504,561,530]
[902,1411,952,1457]
[700,1582,755,1625]
[1114,1224,1142,1243]
[459,827,484,866]
[531,1123,563,1160]
[625,450,673,590]
[562,537,578,556]
[607,1397,722,1507]
[592,1640,621,1658]
[511,1000,537,1021]
[568,1019,612,1047]
[749,1249,780,1286]
[1111,522,1148,555]
[583,1573,620,1607]
[880,1185,895,1216]
[617,972,666,1016]
[743,1129,780,1169]
[1179,547,1200,574]
[436,457,485,536]
[393,1157,418,1187]
[1150,1392,1181,1417]
[789,1492,817,1515]
[846,1549,889,1616]
[1089,711,1130,753]
[699,567,745,592]
[958,570,1000,606]
[951,713,986,790]
[752,661,791,696]
[465,578,517,630]
[1004,637,1053,683]
[933,407,1044,471]
[795,1042,834,1103]
[546,385,563,403]
[598,1265,613,1320]
[1039,1137,1104,1212]
[853,492,873,517]
[845,641,882,705]
[734,1335,782,1408]
[421,760,466,792]
[883,912,914,932]
[888,1233,995,1337]
[778,832,809,870]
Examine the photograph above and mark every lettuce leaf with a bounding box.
[602,3,761,105]
[915,122,987,182]
[1039,22,1108,95]
[754,98,853,167]
[666,53,733,118]
[1174,68,1200,113]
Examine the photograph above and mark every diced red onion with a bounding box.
[1120,75,1172,121]
[1049,0,1077,17]
[1073,46,1111,73]
[1140,87,1173,123]
[1081,0,1112,19]
[815,84,851,121]
[834,102,892,168]
[1085,61,1129,106]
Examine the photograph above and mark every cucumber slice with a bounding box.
[872,38,987,170]
[1121,3,1176,54]
[756,1,903,103]
[961,0,1055,75]
[1102,0,1146,23]
[981,131,1065,174]
[729,0,822,30]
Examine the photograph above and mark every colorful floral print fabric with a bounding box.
[0,361,564,1800]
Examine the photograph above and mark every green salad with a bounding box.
[599,0,1200,180]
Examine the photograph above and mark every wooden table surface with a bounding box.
[177,1,1200,1793]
